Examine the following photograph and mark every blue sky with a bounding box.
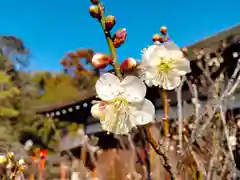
[0,0,239,72]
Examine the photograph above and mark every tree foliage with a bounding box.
[0,71,19,117]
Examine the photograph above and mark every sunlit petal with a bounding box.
[162,73,181,90]
[142,45,169,66]
[133,99,155,126]
[121,76,146,103]
[96,73,121,101]
[172,58,191,75]
[164,42,183,60]
[91,103,106,120]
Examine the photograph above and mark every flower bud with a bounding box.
[7,152,14,159]
[105,15,116,31]
[181,47,188,56]
[67,52,79,58]
[112,28,127,48]
[120,57,137,72]
[160,26,167,35]
[18,158,25,166]
[92,53,113,68]
[152,34,165,43]
[91,102,106,120]
[60,59,67,66]
[90,0,99,4]
[89,5,101,19]
[18,166,25,172]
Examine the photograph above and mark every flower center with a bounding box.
[102,96,132,134]
[110,96,129,109]
[157,59,172,73]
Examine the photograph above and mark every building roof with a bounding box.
[36,88,96,113]
[185,24,240,60]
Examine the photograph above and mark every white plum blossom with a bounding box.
[91,73,155,134]
[229,135,237,148]
[139,42,191,90]
[18,158,25,165]
[0,155,6,164]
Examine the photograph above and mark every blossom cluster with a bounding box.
[0,152,26,179]
[87,0,192,136]
[91,41,191,134]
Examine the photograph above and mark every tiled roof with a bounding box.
[36,88,96,113]
[185,24,240,60]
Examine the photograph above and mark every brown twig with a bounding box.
[161,89,169,136]
[144,126,176,180]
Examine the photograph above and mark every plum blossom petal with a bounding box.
[164,42,184,60]
[133,99,155,125]
[162,73,181,90]
[121,76,146,103]
[96,73,122,101]
[171,58,191,76]
[142,45,169,66]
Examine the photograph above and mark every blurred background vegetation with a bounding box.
[0,36,91,155]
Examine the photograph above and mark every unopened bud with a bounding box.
[67,52,79,58]
[60,59,67,66]
[152,34,165,43]
[7,152,14,159]
[105,15,116,31]
[181,47,188,55]
[18,166,25,172]
[160,26,167,35]
[90,0,99,4]
[120,57,137,72]
[91,102,106,120]
[89,5,101,19]
[92,53,113,68]
[112,28,127,48]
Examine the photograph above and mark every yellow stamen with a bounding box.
[157,59,173,73]
[104,97,130,134]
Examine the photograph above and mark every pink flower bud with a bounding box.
[120,57,137,72]
[89,5,101,19]
[91,102,106,120]
[105,15,116,31]
[112,28,127,48]
[152,34,165,43]
[90,0,99,5]
[92,53,113,69]
[160,26,167,35]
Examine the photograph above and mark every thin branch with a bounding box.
[176,77,185,152]
[190,84,200,142]
[144,126,176,180]
[219,103,236,179]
